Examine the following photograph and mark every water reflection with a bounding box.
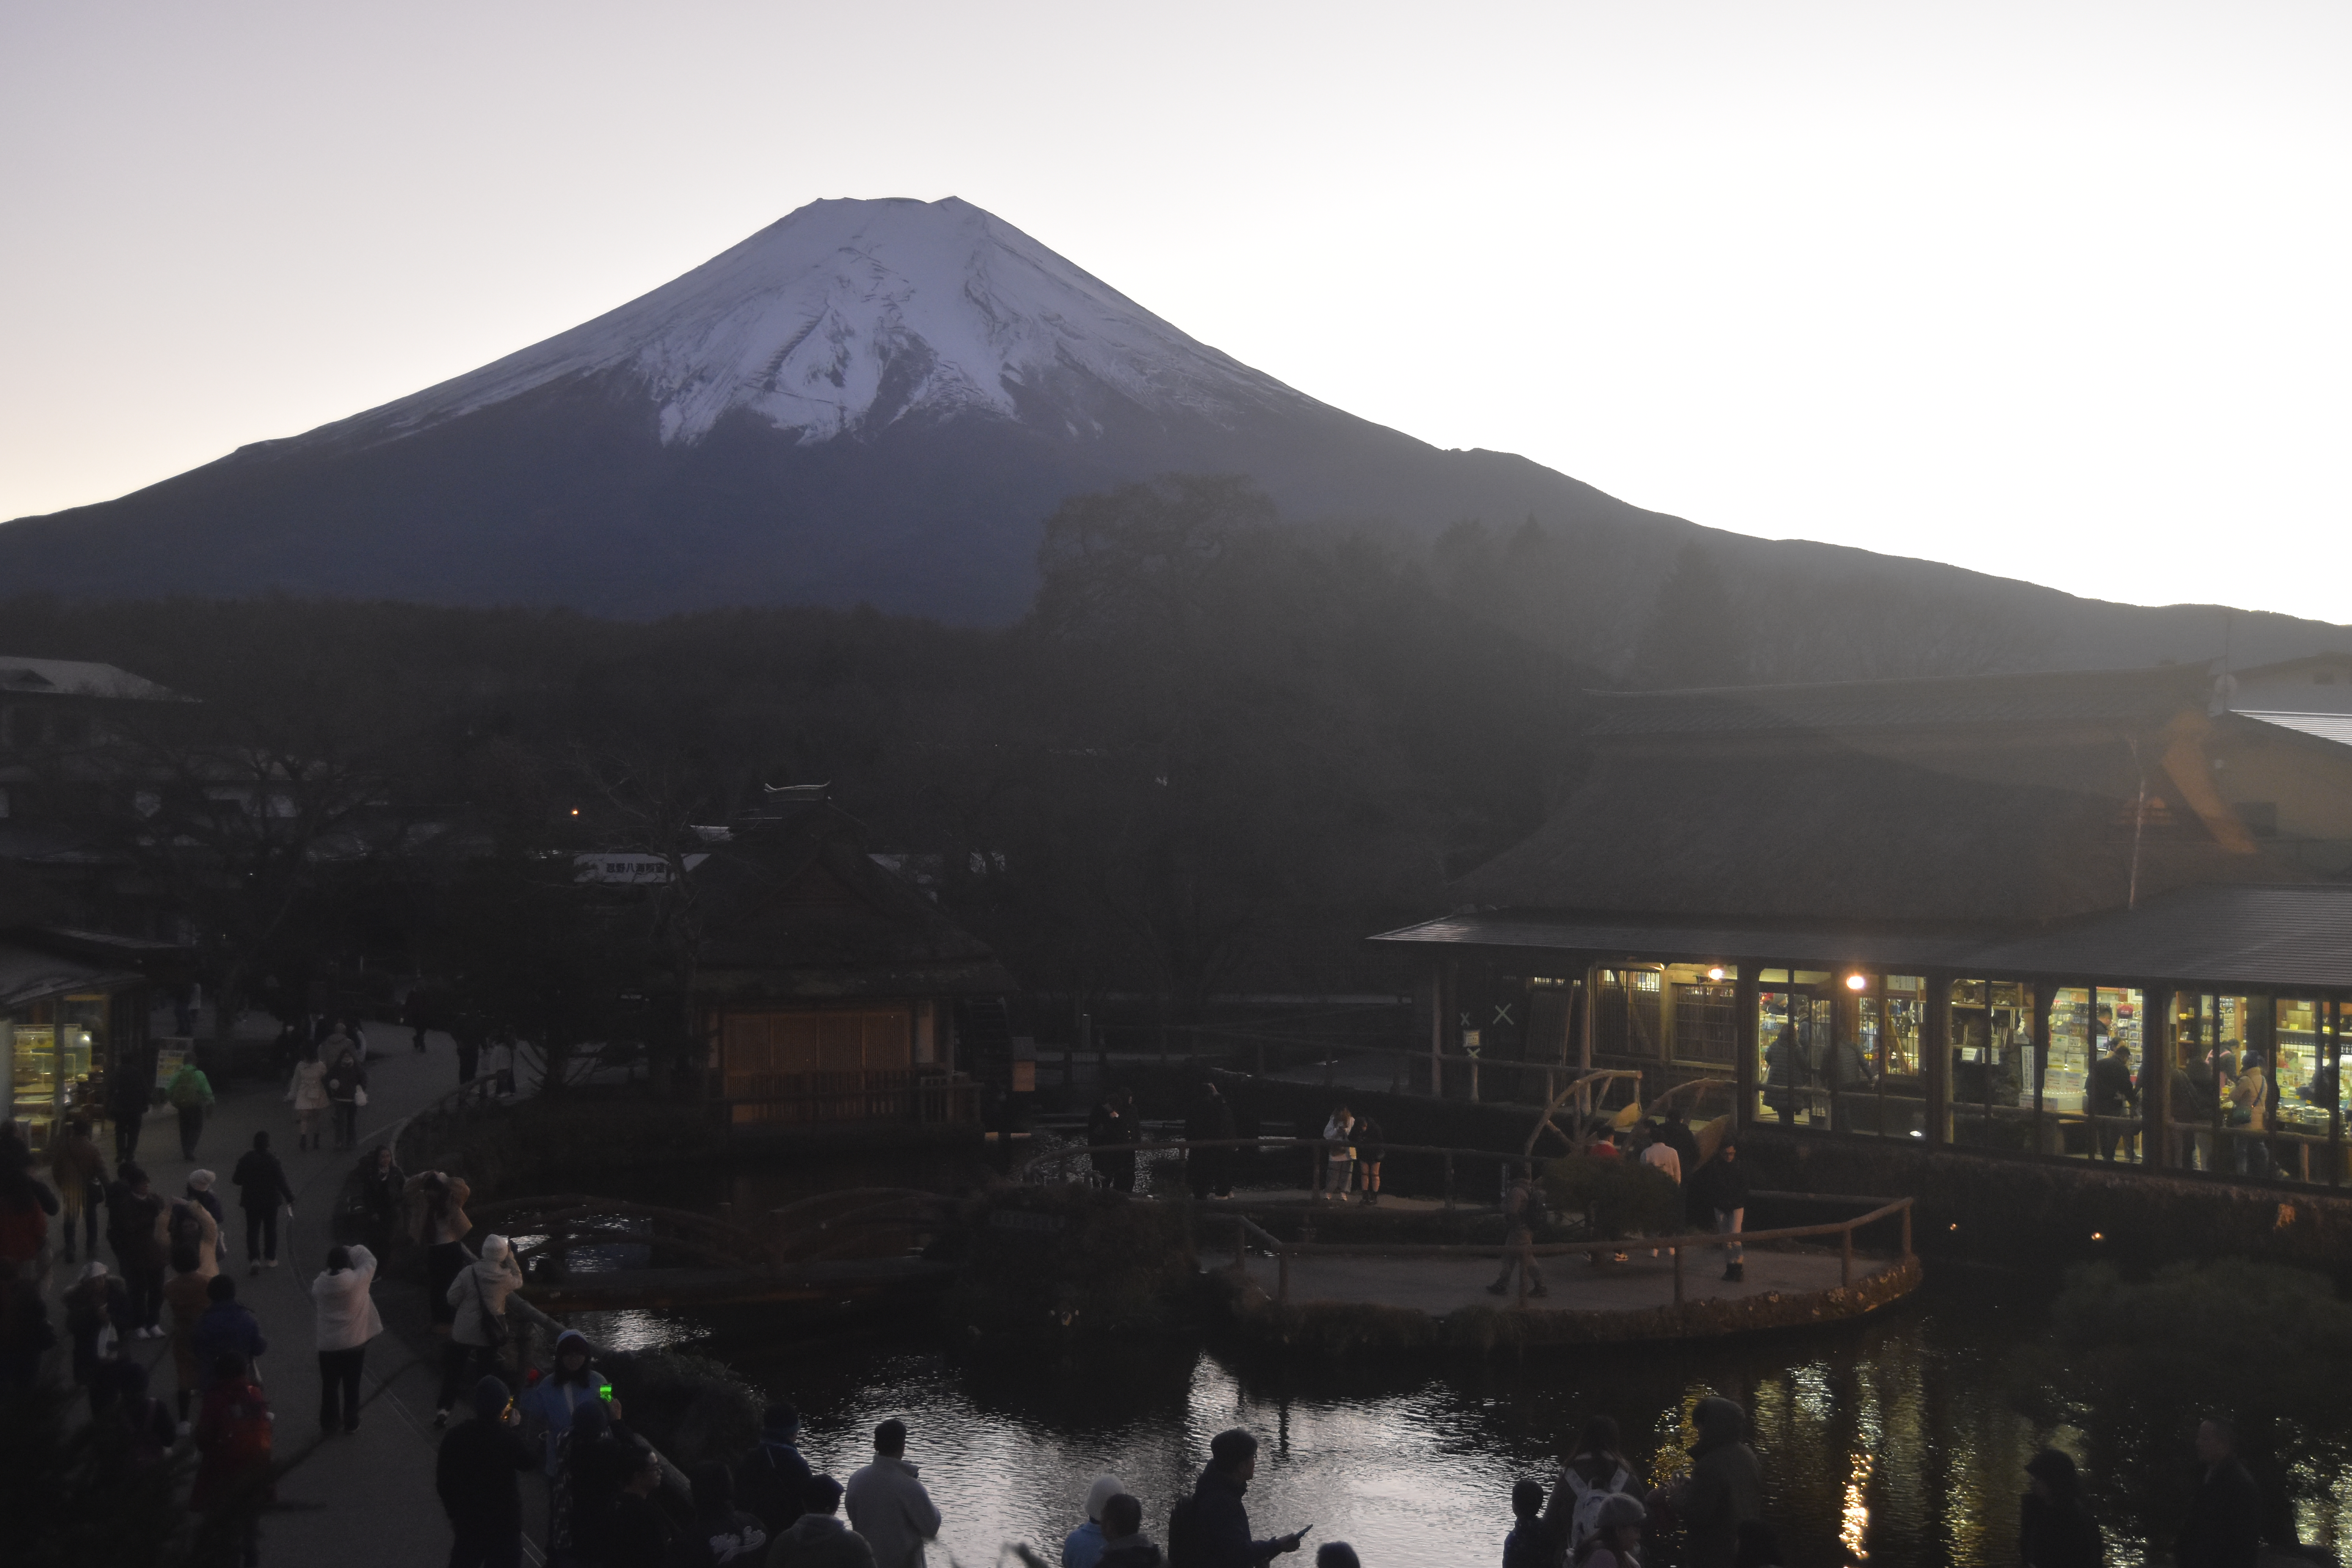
[529,1172,2352,1567]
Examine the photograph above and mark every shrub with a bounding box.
[1543,1156,1685,1239]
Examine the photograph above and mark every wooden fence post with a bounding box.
[1278,1249,1290,1305]
[1840,1224,1853,1289]
[1673,1244,1684,1305]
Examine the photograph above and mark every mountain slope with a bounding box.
[2,196,2346,674]
[0,197,1673,622]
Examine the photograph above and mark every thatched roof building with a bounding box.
[1451,665,2336,925]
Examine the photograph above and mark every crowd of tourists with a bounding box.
[0,1045,2304,1568]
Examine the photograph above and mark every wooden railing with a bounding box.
[1214,1191,1915,1307]
[1023,1134,1563,1209]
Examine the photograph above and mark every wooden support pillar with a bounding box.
[2145,985,2174,1169]
[1428,958,1447,1098]
[1925,971,1952,1148]
[2328,996,2343,1187]
[1734,962,1760,1131]
[2031,982,2055,1156]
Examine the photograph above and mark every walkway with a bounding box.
[42,1010,496,1566]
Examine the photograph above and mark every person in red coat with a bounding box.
[193,1352,274,1567]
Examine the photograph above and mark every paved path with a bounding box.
[1238,1242,1895,1315]
[42,1013,499,1566]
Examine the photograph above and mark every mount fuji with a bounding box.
[0,197,1677,622]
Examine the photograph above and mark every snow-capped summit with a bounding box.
[341,197,1311,451]
[0,195,1673,624]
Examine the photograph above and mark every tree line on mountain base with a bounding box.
[0,476,1593,1066]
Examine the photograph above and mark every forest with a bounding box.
[0,477,1603,1053]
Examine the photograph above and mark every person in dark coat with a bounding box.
[2175,1417,2261,1568]
[1690,1140,1751,1283]
[108,1050,151,1164]
[437,1374,539,1568]
[1502,1478,1556,1568]
[1352,1114,1386,1205]
[105,1165,168,1334]
[739,1403,815,1536]
[682,1460,770,1566]
[2089,1043,2140,1161]
[2019,1448,2101,1568]
[1178,1428,1304,1568]
[230,1132,296,1274]
[1671,1396,1763,1568]
[609,1445,681,1568]
[1184,1084,1237,1201]
[768,1474,878,1568]
[191,1274,268,1391]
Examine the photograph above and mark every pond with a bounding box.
[553,1258,2352,1568]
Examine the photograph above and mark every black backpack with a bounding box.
[1167,1494,1204,1567]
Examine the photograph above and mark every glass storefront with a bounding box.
[6,993,111,1153]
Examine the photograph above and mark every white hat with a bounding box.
[1085,1474,1127,1521]
[481,1234,511,1262]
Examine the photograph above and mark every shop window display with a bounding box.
[1756,971,1835,1127]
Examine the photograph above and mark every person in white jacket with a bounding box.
[845,1418,942,1568]
[436,1233,523,1426]
[287,1045,330,1152]
[311,1243,382,1434]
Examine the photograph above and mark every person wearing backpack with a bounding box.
[168,1185,221,1279]
[1545,1416,1643,1560]
[194,1352,273,1568]
[105,1164,169,1336]
[1486,1163,1551,1300]
[437,1233,523,1428]
[167,1054,216,1160]
[1170,1428,1305,1568]
[193,1273,269,1388]
[437,1374,540,1568]
[325,1032,367,1150]
[231,1131,296,1274]
[737,1402,815,1537]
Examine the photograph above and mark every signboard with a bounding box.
[154,1040,189,1092]
[574,853,709,885]
[1461,1028,1483,1058]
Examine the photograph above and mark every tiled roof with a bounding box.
[1585,666,2210,738]
[2236,710,2352,750]
[1370,883,2352,991]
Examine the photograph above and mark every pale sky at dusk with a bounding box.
[4,1,2346,624]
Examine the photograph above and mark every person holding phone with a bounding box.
[1172,1428,1305,1566]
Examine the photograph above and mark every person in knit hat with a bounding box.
[1062,1473,1128,1568]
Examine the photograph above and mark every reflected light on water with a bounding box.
[1842,1448,1875,1562]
